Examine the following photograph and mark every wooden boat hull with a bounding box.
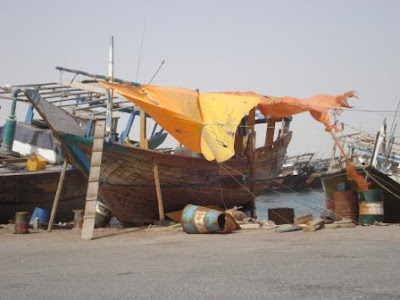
[0,166,87,223]
[59,132,291,223]
[24,88,291,223]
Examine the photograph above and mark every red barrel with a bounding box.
[334,191,358,222]
[15,212,30,234]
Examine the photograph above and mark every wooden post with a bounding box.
[140,110,148,149]
[265,119,275,146]
[248,108,257,219]
[82,119,105,240]
[47,158,69,232]
[153,160,165,221]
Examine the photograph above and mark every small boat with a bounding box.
[320,120,400,223]
[267,153,322,192]
[0,121,87,223]
[23,67,356,224]
[0,82,120,223]
[0,154,87,223]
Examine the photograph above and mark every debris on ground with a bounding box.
[320,209,336,222]
[268,208,294,225]
[225,206,247,222]
[302,218,325,232]
[372,221,389,226]
[325,222,356,229]
[294,214,313,225]
[275,224,302,233]
[260,220,277,230]
[240,223,261,230]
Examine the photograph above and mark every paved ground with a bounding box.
[0,225,399,300]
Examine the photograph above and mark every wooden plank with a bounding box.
[275,225,302,233]
[25,90,85,137]
[248,108,256,218]
[265,119,275,146]
[140,110,148,149]
[82,120,105,240]
[294,214,313,225]
[302,218,325,232]
[240,223,260,230]
[47,158,68,232]
[325,222,356,229]
[153,160,164,221]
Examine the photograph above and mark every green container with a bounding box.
[358,189,384,225]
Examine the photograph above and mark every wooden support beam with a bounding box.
[82,119,105,240]
[153,160,165,221]
[47,158,68,232]
[265,119,275,146]
[248,108,257,219]
[140,110,148,149]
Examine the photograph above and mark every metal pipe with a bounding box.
[92,105,137,115]
[148,59,165,84]
[55,66,141,87]
[106,36,115,133]
[0,89,20,154]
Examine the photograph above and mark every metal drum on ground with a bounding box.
[181,204,237,234]
[95,202,112,228]
[334,190,358,222]
[15,211,30,234]
[358,189,384,225]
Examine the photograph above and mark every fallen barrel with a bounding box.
[358,189,384,225]
[181,204,238,234]
[334,190,358,222]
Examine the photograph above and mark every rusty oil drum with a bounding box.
[15,211,30,234]
[358,189,384,225]
[180,204,237,234]
[334,190,358,222]
[95,202,112,228]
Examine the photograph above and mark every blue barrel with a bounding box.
[358,189,384,225]
[337,181,351,191]
[29,207,50,224]
[181,204,237,234]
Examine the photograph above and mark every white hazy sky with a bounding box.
[1,0,399,158]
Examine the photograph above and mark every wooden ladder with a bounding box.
[82,119,106,240]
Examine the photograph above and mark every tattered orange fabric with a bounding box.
[257,91,358,132]
[330,131,370,191]
[99,80,357,163]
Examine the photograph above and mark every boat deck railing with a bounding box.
[0,81,139,120]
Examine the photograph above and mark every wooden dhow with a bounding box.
[24,69,357,224]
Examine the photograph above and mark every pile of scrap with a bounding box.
[273,209,358,233]
[166,205,276,233]
[165,204,360,235]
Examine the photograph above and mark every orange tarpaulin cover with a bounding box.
[99,81,357,163]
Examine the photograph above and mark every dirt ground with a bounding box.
[1,224,399,299]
